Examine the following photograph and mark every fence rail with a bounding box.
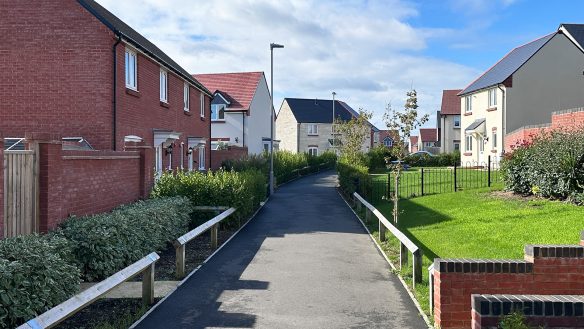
[174,207,237,279]
[353,192,423,288]
[17,252,160,329]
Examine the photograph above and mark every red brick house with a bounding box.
[374,130,399,148]
[419,128,439,154]
[0,0,212,236]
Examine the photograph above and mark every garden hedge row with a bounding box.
[405,151,460,167]
[501,129,584,203]
[337,158,371,199]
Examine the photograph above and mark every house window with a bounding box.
[454,115,461,128]
[454,142,460,151]
[492,131,497,148]
[307,124,318,135]
[155,145,163,175]
[160,69,168,103]
[424,142,433,148]
[383,137,393,147]
[465,135,473,152]
[183,83,189,111]
[479,137,484,152]
[263,142,270,153]
[488,88,497,107]
[200,94,205,118]
[308,146,318,156]
[211,104,226,121]
[465,96,472,113]
[198,145,205,170]
[125,48,137,90]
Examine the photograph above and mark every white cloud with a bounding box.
[96,0,481,130]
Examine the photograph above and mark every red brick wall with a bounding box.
[551,109,584,130]
[434,239,584,329]
[211,146,249,170]
[0,134,3,238]
[504,127,549,152]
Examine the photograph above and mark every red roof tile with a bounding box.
[193,72,264,111]
[420,128,438,142]
[379,130,399,142]
[440,89,462,115]
[410,136,418,144]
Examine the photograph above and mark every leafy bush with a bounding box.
[499,312,531,329]
[367,145,396,170]
[337,157,371,198]
[59,197,192,281]
[405,151,460,167]
[0,234,80,328]
[151,169,267,225]
[501,129,584,202]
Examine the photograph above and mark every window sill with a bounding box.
[183,110,192,116]
[212,120,226,123]
[492,127,497,131]
[126,88,140,98]
[453,126,461,129]
[491,149,498,153]
[463,152,472,156]
[160,101,169,108]
[307,134,319,136]
[486,107,498,112]
[464,112,472,116]
[200,116,205,121]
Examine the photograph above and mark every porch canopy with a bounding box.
[465,118,486,135]
[188,137,207,149]
[154,130,181,147]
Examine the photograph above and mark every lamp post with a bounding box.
[270,42,284,195]
[332,91,336,154]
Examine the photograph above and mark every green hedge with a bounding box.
[0,234,80,328]
[151,169,267,224]
[337,158,371,199]
[58,197,193,281]
[366,145,396,170]
[405,151,460,167]
[501,130,584,202]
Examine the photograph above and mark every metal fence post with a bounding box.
[454,162,458,192]
[420,168,424,196]
[488,155,492,187]
[387,173,390,200]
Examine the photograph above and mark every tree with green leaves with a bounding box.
[335,108,373,165]
[384,90,428,223]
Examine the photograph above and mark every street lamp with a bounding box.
[270,42,284,196]
[332,91,336,153]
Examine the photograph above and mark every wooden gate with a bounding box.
[3,149,39,237]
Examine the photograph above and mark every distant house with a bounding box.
[409,136,419,153]
[376,130,399,149]
[193,72,275,155]
[438,90,462,153]
[419,128,439,153]
[459,24,584,165]
[276,98,377,155]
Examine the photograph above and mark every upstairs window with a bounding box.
[183,83,189,111]
[307,124,318,135]
[125,48,137,90]
[200,94,205,118]
[160,69,168,102]
[383,137,393,147]
[465,96,472,113]
[211,104,226,121]
[454,115,461,127]
[488,88,497,107]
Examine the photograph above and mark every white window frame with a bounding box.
[454,115,461,128]
[155,145,163,175]
[308,146,318,156]
[125,48,137,90]
[307,124,318,136]
[183,83,190,112]
[160,69,168,103]
[211,104,226,121]
[383,137,393,147]
[492,131,497,148]
[465,135,473,152]
[200,94,205,118]
[198,145,205,170]
[188,148,194,171]
[465,95,472,113]
[488,88,497,107]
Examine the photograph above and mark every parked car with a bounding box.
[410,151,435,157]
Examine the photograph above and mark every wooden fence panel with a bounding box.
[3,150,38,237]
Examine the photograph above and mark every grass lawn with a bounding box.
[352,187,584,320]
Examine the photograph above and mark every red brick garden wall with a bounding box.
[433,235,584,328]
[0,135,4,238]
[211,146,248,170]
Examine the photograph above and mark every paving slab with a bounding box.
[133,171,428,329]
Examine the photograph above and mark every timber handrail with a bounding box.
[17,252,160,329]
[173,207,237,279]
[352,192,423,288]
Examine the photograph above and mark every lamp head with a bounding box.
[270,43,284,49]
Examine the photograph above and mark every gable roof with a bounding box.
[419,128,438,142]
[77,0,211,96]
[440,89,462,115]
[379,130,399,142]
[193,72,263,110]
[284,98,357,123]
[410,136,418,145]
[560,24,584,51]
[459,33,556,96]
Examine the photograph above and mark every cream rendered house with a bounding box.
[459,24,584,166]
[439,90,462,153]
[276,98,375,155]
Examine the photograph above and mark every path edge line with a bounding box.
[337,190,433,329]
[129,196,271,328]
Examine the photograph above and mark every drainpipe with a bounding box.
[498,85,506,155]
[112,34,122,151]
[242,112,246,148]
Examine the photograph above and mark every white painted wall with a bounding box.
[211,111,244,146]
[245,76,273,154]
[440,115,461,153]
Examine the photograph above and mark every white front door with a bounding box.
[478,136,485,166]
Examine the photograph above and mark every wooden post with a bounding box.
[379,219,387,242]
[142,262,155,305]
[412,249,423,288]
[399,242,408,270]
[356,199,362,213]
[211,223,218,249]
[175,244,186,279]
[365,208,371,223]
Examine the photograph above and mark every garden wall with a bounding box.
[433,232,584,328]
[211,146,248,170]
[0,134,4,238]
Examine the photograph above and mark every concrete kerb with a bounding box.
[337,189,433,328]
[130,196,271,329]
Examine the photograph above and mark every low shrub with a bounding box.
[501,129,584,202]
[337,157,371,198]
[405,151,460,167]
[367,145,396,170]
[0,234,80,328]
[58,197,192,281]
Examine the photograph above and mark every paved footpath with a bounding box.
[134,171,427,329]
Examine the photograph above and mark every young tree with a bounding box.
[384,90,428,223]
[335,108,373,164]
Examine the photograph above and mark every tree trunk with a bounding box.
[393,170,400,224]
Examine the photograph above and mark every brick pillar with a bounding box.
[0,133,4,238]
[125,144,154,199]
[28,133,63,232]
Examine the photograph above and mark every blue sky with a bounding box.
[96,0,582,131]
